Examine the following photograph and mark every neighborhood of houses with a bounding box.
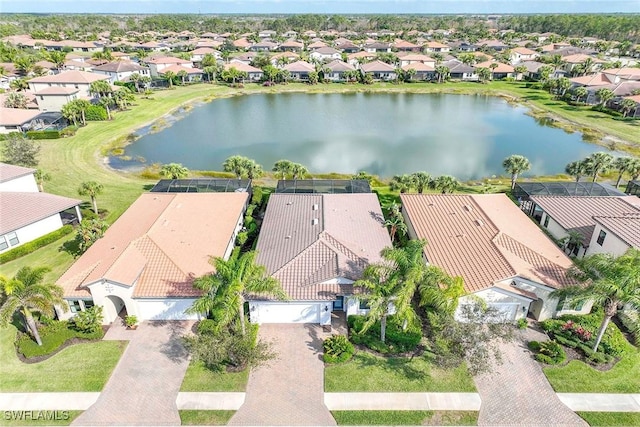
[2,163,638,328]
[1,27,640,133]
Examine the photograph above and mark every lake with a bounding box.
[112,92,613,180]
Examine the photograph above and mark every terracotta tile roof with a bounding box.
[225,62,263,73]
[512,47,538,55]
[360,60,396,73]
[476,61,515,73]
[28,70,109,84]
[530,196,640,244]
[400,54,435,63]
[400,194,576,293]
[284,60,315,73]
[0,162,35,183]
[159,64,203,75]
[34,87,79,96]
[570,73,613,86]
[403,62,435,72]
[593,214,640,248]
[93,61,147,73]
[0,108,42,126]
[146,56,191,65]
[326,60,356,72]
[58,192,248,298]
[255,194,391,301]
[0,192,81,234]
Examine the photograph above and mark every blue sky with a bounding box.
[1,1,637,14]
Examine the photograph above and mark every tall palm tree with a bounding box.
[89,80,112,98]
[223,155,249,179]
[410,171,431,194]
[612,157,633,189]
[565,160,587,183]
[47,50,67,72]
[187,251,287,336]
[389,174,413,193]
[163,70,176,88]
[160,163,189,179]
[573,86,588,104]
[272,159,294,179]
[78,181,104,215]
[502,154,531,190]
[383,202,406,243]
[619,98,637,118]
[9,78,29,92]
[289,163,308,180]
[245,160,264,179]
[583,152,613,183]
[627,158,640,182]
[550,249,640,353]
[0,267,67,346]
[3,92,28,109]
[595,87,614,108]
[129,72,142,92]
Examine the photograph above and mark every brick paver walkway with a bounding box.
[228,324,336,426]
[72,321,193,426]
[475,327,588,427]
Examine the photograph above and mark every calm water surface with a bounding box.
[113,93,613,180]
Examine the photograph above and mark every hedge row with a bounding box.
[0,225,73,264]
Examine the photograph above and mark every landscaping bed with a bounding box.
[16,320,106,361]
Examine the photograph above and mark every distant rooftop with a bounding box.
[275,179,371,194]
[150,178,251,193]
[514,181,626,201]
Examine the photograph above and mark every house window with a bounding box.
[40,96,44,101]
[84,300,94,310]
[543,215,550,228]
[74,84,79,89]
[359,300,370,310]
[68,300,82,313]
[7,232,19,246]
[0,236,8,251]
[597,230,606,246]
[556,297,584,311]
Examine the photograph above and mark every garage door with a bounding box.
[253,303,320,324]
[488,303,518,322]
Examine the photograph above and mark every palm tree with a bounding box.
[433,175,459,194]
[89,80,112,99]
[384,204,407,244]
[160,163,189,179]
[502,154,531,190]
[477,67,491,83]
[223,155,249,179]
[47,50,67,72]
[272,159,294,179]
[78,181,104,215]
[627,158,640,181]
[177,70,188,86]
[619,98,637,118]
[389,174,413,193]
[435,65,450,83]
[612,157,634,188]
[245,160,264,179]
[34,169,51,192]
[573,86,588,104]
[129,72,142,92]
[565,160,588,183]
[583,152,614,183]
[14,55,35,76]
[163,70,176,88]
[549,54,566,75]
[9,78,29,92]
[0,267,67,346]
[187,251,287,336]
[595,87,614,108]
[3,92,28,109]
[555,77,571,98]
[550,249,640,353]
[61,101,80,126]
[410,171,431,194]
[289,163,308,180]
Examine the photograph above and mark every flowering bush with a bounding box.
[561,320,593,342]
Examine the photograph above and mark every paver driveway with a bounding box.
[475,327,587,427]
[228,324,336,426]
[73,321,193,426]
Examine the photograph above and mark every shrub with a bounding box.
[124,315,138,328]
[197,319,217,335]
[528,341,541,352]
[538,340,566,364]
[516,318,528,329]
[245,204,256,217]
[251,187,263,206]
[60,126,78,137]
[244,215,254,227]
[236,232,249,246]
[26,130,61,139]
[69,306,104,334]
[554,334,578,348]
[85,105,108,121]
[348,315,421,354]
[323,335,354,363]
[0,225,73,264]
[17,319,103,358]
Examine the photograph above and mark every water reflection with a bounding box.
[114,92,616,180]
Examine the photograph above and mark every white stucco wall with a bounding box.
[1,214,63,253]
[585,224,631,257]
[540,212,569,241]
[28,82,93,98]
[86,280,137,324]
[0,173,38,192]
[456,289,529,322]
[136,298,200,321]
[38,94,77,112]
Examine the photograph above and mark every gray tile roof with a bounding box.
[255,194,391,301]
[0,192,81,234]
[593,214,640,248]
[0,162,35,183]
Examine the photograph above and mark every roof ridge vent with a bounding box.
[312,204,319,211]
[475,219,484,226]
[464,204,473,212]
[312,218,319,225]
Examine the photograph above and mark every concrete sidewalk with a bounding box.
[325,392,482,411]
[0,393,100,410]
[558,394,640,412]
[176,392,246,410]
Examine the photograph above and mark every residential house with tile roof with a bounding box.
[251,193,392,325]
[56,191,248,324]
[529,195,640,258]
[27,70,110,99]
[401,194,585,322]
[0,162,81,254]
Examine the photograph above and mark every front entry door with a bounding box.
[333,296,344,311]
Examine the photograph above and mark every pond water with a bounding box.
[112,92,614,180]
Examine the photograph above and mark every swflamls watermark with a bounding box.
[3,410,70,421]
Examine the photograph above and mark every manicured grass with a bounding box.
[16,321,103,358]
[324,352,475,392]
[577,412,640,426]
[0,326,126,392]
[0,410,82,426]
[180,360,249,392]
[331,410,478,426]
[178,410,235,425]
[544,342,640,393]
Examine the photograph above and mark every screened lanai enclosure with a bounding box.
[275,179,371,194]
[150,178,252,193]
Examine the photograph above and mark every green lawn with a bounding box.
[544,343,640,393]
[180,360,249,392]
[0,411,82,426]
[0,326,126,392]
[578,412,640,426]
[331,410,478,426]
[179,410,235,425]
[324,352,475,392]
